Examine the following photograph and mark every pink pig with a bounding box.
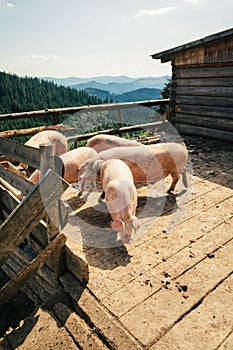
[25,130,67,155]
[86,134,141,153]
[99,159,140,244]
[79,142,188,194]
[29,147,97,184]
[20,130,68,172]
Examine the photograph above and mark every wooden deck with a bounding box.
[1,136,232,349]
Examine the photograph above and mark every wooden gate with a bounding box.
[0,136,69,307]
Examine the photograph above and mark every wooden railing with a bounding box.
[0,99,170,139]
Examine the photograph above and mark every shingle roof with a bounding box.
[151,27,233,62]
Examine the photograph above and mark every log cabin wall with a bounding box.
[152,28,233,142]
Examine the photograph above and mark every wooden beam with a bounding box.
[0,169,69,268]
[0,136,42,169]
[0,165,33,195]
[175,123,233,142]
[0,99,169,121]
[0,233,66,308]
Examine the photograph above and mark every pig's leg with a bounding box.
[167,171,179,193]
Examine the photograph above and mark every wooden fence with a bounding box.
[0,99,169,140]
[0,137,88,307]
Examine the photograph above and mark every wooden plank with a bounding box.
[176,86,233,98]
[0,165,33,194]
[0,137,41,169]
[175,123,233,142]
[64,245,89,282]
[175,66,233,79]
[0,169,69,267]
[0,233,66,308]
[176,95,233,108]
[173,114,233,132]
[175,104,233,119]
[119,238,233,346]
[150,274,233,350]
[0,185,49,250]
[176,77,233,87]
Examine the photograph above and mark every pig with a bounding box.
[98,159,140,244]
[79,142,188,195]
[86,134,141,153]
[20,130,68,173]
[29,147,97,184]
[24,130,68,155]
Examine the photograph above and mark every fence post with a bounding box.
[118,109,123,137]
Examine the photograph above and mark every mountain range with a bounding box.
[42,75,170,94]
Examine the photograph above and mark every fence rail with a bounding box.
[0,99,169,121]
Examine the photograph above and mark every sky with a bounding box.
[0,0,232,79]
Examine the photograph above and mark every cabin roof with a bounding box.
[151,27,233,62]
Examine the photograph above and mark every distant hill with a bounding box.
[0,71,102,140]
[85,87,161,103]
[42,75,170,93]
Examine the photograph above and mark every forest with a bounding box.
[0,71,170,143]
[0,71,102,135]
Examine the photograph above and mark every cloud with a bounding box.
[134,7,176,18]
[184,0,203,4]
[18,54,63,62]
[0,0,15,8]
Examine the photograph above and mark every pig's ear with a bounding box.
[131,216,140,233]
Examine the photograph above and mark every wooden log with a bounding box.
[175,104,233,119]
[173,114,233,132]
[176,77,233,87]
[174,66,233,79]
[0,124,75,138]
[176,86,233,98]
[0,169,69,268]
[176,95,233,108]
[0,233,66,308]
[175,123,233,142]
[0,99,169,121]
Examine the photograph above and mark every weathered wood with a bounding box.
[176,77,233,87]
[176,86,233,98]
[174,66,233,79]
[0,99,169,122]
[0,165,33,195]
[151,28,233,62]
[0,185,49,250]
[0,169,69,268]
[0,185,20,213]
[67,121,165,143]
[0,233,66,308]
[175,123,233,142]
[175,104,233,119]
[173,114,233,132]
[64,245,89,282]
[0,136,41,169]
[0,124,74,138]
[176,95,233,108]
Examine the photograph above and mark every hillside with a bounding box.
[85,87,161,103]
[43,75,170,93]
[0,71,102,138]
